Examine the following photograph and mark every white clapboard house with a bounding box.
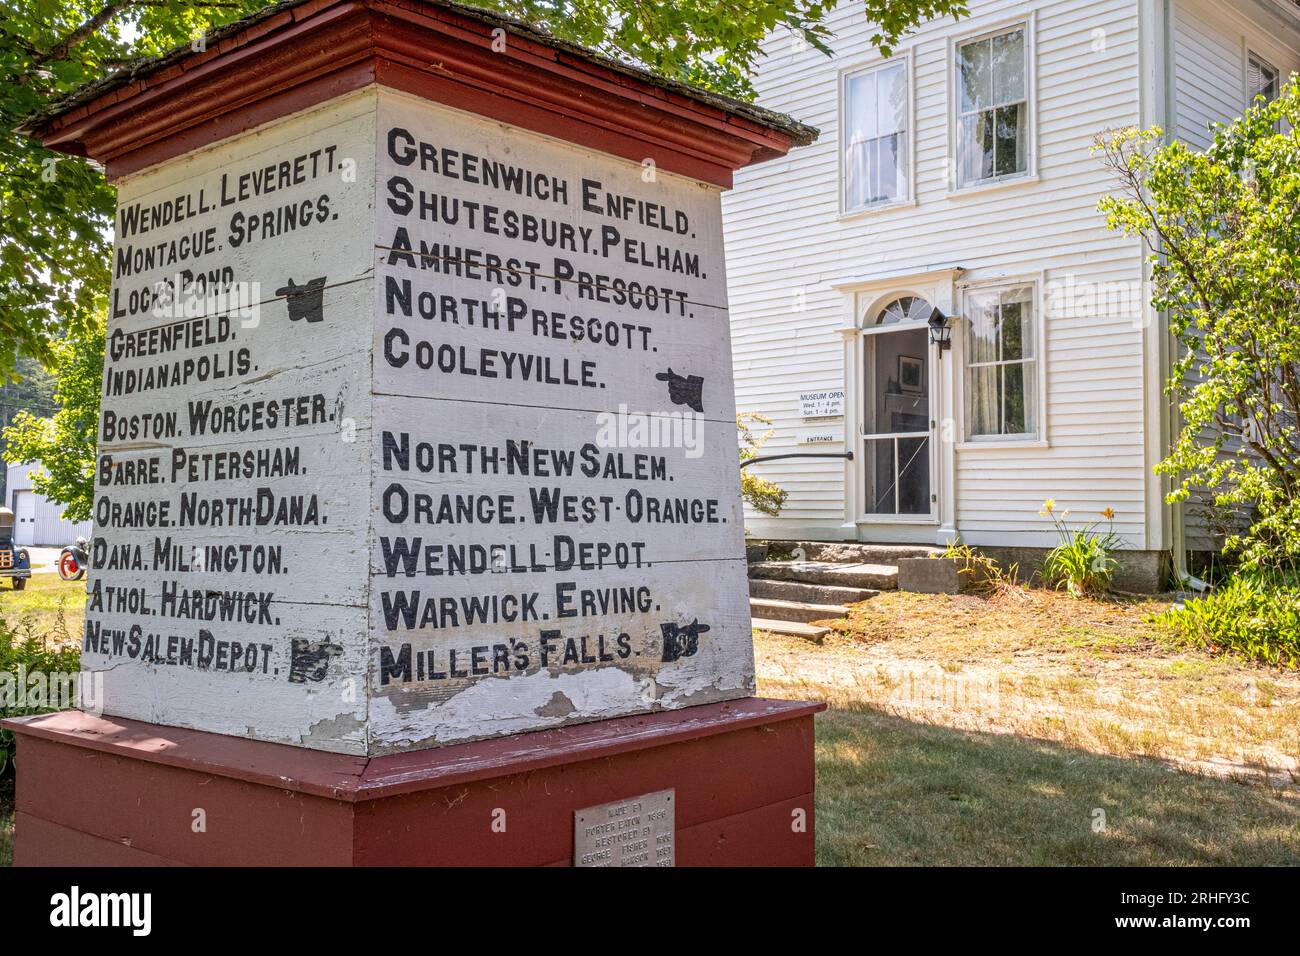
[725,0,1300,592]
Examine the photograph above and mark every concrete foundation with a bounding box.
[752,540,1169,594]
[897,557,961,594]
[975,547,1169,594]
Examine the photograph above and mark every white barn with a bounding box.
[725,0,1300,590]
[5,462,92,547]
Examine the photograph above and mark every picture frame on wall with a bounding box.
[898,355,924,393]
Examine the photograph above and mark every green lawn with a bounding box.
[0,574,85,644]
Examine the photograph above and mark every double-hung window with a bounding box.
[956,25,1030,187]
[965,285,1038,439]
[1247,53,1279,106]
[843,61,909,210]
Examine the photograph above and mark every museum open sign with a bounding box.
[800,389,844,418]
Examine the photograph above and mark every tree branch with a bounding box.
[35,0,136,66]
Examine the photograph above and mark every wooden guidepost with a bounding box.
[4,0,823,866]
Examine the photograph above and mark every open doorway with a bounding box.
[861,296,932,517]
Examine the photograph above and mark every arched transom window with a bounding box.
[872,295,932,326]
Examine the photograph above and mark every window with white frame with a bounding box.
[955,24,1029,187]
[843,61,909,210]
[965,285,1038,439]
[1247,53,1280,107]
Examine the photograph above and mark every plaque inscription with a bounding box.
[574,789,675,867]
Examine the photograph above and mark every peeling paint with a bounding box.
[305,712,367,744]
[535,691,577,718]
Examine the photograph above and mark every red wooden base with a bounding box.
[3,698,823,866]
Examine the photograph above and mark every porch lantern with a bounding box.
[928,307,954,351]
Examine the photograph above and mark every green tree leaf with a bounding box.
[2,313,104,524]
[1098,82,1300,571]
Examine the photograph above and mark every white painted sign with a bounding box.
[799,389,844,419]
[83,88,754,755]
[796,429,843,445]
[88,94,377,753]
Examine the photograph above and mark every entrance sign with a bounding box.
[797,429,844,445]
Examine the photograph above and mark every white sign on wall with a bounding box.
[84,89,754,755]
[799,389,844,419]
[796,430,843,445]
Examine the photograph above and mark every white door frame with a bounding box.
[859,319,937,522]
[831,266,963,544]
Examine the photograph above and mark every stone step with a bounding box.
[750,617,831,644]
[748,578,878,605]
[786,542,942,564]
[748,560,899,590]
[748,597,848,625]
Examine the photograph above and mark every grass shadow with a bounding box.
[815,702,1300,866]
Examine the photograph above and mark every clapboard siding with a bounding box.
[726,0,1151,547]
[1173,0,1300,148]
[727,0,1300,549]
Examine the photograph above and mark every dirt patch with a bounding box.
[758,588,1300,791]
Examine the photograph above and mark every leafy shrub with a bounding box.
[738,413,787,517]
[1099,86,1300,574]
[938,541,1019,595]
[1041,501,1121,597]
[0,615,81,776]
[1150,574,1300,668]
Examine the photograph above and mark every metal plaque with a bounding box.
[574,789,676,867]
